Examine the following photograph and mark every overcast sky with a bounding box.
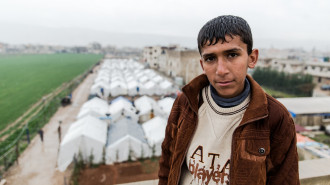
[0,0,329,50]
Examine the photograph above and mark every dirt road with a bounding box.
[3,66,100,185]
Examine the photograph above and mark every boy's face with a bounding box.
[200,35,258,98]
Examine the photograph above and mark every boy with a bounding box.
[158,15,299,185]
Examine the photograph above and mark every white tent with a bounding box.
[106,118,151,164]
[160,80,174,95]
[110,81,127,97]
[108,97,138,123]
[140,81,157,96]
[94,75,110,84]
[152,75,163,83]
[138,75,149,84]
[81,97,108,110]
[126,75,135,82]
[57,116,107,172]
[90,81,111,98]
[76,108,105,120]
[77,97,109,119]
[135,96,163,122]
[127,80,139,96]
[142,116,167,156]
[157,97,175,119]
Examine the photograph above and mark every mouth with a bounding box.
[215,81,233,87]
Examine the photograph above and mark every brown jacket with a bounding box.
[158,74,300,185]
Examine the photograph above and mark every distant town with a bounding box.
[1,41,330,97]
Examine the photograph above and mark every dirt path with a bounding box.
[3,65,101,185]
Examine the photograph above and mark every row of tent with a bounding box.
[76,96,175,123]
[57,96,175,171]
[90,59,178,97]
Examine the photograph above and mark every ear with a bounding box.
[248,49,259,69]
[200,59,205,73]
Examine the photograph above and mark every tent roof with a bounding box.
[160,80,172,89]
[110,80,127,89]
[158,97,175,114]
[135,96,157,114]
[81,97,108,110]
[153,75,163,82]
[91,81,109,89]
[62,115,107,145]
[110,96,131,104]
[77,108,105,119]
[277,97,330,115]
[127,80,138,88]
[107,118,147,145]
[109,97,135,115]
[142,116,166,144]
[144,81,155,89]
[139,76,149,83]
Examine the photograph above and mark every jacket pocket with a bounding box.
[242,139,270,162]
[235,139,269,184]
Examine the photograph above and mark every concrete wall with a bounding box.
[300,175,330,185]
[294,115,330,126]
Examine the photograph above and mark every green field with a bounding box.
[0,54,103,131]
[262,86,296,98]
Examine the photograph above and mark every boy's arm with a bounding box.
[158,121,174,185]
[158,94,183,185]
[267,113,300,185]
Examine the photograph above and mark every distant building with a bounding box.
[71,46,88,53]
[144,46,171,69]
[143,45,202,85]
[257,59,330,96]
[88,42,102,54]
[277,97,330,126]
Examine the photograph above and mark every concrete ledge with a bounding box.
[0,179,6,185]
[116,179,158,185]
[300,175,330,185]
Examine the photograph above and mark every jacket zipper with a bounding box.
[229,115,268,184]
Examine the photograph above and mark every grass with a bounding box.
[262,86,297,98]
[310,133,330,147]
[0,54,103,131]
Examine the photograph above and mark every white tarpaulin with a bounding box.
[140,81,157,96]
[157,97,175,119]
[160,80,174,95]
[127,80,139,96]
[135,96,163,122]
[108,97,138,123]
[110,80,127,97]
[77,97,109,119]
[90,81,110,98]
[57,116,107,172]
[142,116,167,156]
[106,118,151,164]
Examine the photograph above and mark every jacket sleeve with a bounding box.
[158,94,183,185]
[267,105,300,185]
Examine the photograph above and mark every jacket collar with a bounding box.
[182,74,269,124]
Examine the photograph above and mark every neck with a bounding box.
[210,78,250,108]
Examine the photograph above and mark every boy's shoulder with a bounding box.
[264,93,296,139]
[265,93,292,119]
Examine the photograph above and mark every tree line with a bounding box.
[252,67,315,97]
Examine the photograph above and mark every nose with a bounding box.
[215,58,229,76]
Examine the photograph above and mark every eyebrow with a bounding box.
[202,47,243,58]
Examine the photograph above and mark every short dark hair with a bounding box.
[197,15,253,55]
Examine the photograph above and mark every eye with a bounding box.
[228,53,238,58]
[204,56,216,62]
